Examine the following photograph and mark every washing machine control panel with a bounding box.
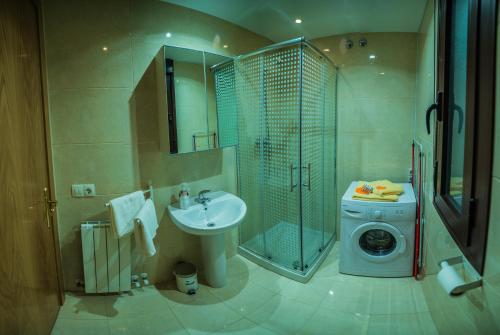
[342,204,415,221]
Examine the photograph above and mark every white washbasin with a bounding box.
[168,191,247,288]
[168,191,247,236]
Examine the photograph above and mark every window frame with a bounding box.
[433,0,497,274]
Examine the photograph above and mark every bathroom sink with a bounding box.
[168,191,247,236]
[167,191,247,288]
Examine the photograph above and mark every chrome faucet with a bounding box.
[195,190,211,206]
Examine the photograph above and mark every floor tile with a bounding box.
[51,318,109,335]
[211,318,279,335]
[367,312,439,335]
[58,293,109,320]
[209,278,276,316]
[369,278,419,315]
[296,308,369,335]
[106,286,171,318]
[279,277,330,306]
[246,295,318,335]
[319,276,373,315]
[250,267,292,293]
[167,288,243,333]
[108,308,188,334]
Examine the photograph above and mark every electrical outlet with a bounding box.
[83,184,96,197]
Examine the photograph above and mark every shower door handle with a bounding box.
[302,163,311,191]
[290,163,298,192]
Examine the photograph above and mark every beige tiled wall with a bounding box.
[415,0,500,333]
[312,33,417,235]
[43,0,271,290]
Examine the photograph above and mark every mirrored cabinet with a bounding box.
[152,45,231,154]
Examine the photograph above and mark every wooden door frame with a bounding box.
[33,0,65,305]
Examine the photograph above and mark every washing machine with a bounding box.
[339,181,416,277]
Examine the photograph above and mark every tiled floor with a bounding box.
[51,244,439,335]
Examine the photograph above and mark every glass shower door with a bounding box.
[261,46,302,271]
[300,45,326,267]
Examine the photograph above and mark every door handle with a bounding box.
[426,91,443,134]
[302,163,311,191]
[290,162,297,192]
[425,104,438,134]
[44,188,57,228]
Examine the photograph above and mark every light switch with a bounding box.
[71,184,84,197]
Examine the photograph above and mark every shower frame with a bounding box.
[214,37,338,283]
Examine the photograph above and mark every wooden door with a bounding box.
[0,0,63,334]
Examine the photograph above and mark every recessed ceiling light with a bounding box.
[102,46,108,52]
[165,32,172,38]
[323,48,330,52]
[295,18,302,24]
[223,44,228,48]
[369,54,376,59]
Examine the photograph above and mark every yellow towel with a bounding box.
[356,180,404,196]
[450,177,463,196]
[352,193,399,202]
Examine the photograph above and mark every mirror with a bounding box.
[156,45,232,154]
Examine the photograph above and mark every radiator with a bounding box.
[80,221,131,293]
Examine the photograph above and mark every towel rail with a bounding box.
[105,182,154,208]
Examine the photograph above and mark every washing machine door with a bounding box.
[351,222,407,263]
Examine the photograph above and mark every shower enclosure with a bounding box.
[214,38,337,282]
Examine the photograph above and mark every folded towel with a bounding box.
[352,193,399,202]
[357,180,404,196]
[109,191,145,238]
[450,177,463,195]
[134,199,159,257]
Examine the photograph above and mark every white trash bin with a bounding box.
[173,262,198,295]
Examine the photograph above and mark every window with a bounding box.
[427,0,497,274]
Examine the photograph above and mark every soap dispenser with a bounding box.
[179,183,190,210]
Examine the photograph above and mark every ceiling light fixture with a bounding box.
[323,48,330,52]
[295,18,302,24]
[165,32,172,38]
[102,46,108,52]
[369,54,376,59]
[223,44,228,48]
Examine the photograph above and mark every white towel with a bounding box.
[109,191,145,238]
[134,199,159,256]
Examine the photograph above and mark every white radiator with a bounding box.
[81,221,131,293]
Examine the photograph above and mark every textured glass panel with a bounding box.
[261,46,301,270]
[235,55,266,256]
[323,57,337,246]
[214,62,238,147]
[301,45,326,266]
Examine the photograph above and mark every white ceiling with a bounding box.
[163,0,428,42]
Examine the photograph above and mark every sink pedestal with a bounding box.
[201,234,227,288]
